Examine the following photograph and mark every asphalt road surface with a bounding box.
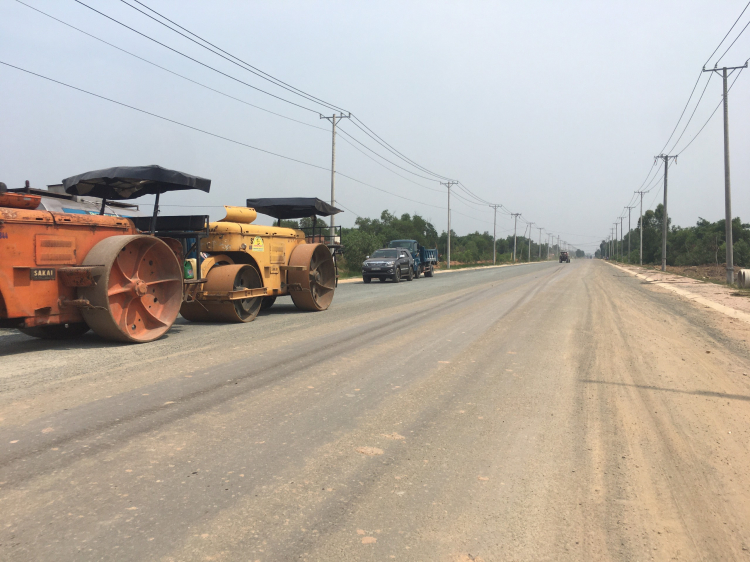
[2,260,750,561]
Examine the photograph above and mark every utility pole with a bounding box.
[511,213,521,263]
[490,204,500,265]
[441,181,458,268]
[528,223,534,262]
[616,222,620,261]
[703,62,747,284]
[655,154,678,271]
[320,113,351,237]
[626,206,635,263]
[613,224,617,261]
[635,191,645,265]
[620,216,624,262]
[538,227,543,260]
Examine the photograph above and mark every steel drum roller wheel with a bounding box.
[180,263,262,323]
[78,235,183,343]
[288,243,336,311]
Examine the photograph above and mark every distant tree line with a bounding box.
[281,210,560,274]
[599,204,750,267]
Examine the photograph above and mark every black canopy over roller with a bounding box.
[62,165,211,232]
[246,197,341,220]
[62,165,211,200]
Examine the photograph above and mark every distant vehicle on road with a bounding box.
[388,239,438,278]
[362,248,414,283]
[559,251,570,263]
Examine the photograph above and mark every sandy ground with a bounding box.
[1,260,750,561]
[610,261,750,319]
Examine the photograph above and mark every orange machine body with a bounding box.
[0,204,135,328]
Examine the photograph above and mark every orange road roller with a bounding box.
[0,166,341,343]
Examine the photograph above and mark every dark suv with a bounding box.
[362,248,414,283]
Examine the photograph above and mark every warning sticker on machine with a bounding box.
[251,237,265,252]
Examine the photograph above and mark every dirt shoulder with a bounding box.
[608,261,750,324]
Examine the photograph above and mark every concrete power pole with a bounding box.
[441,181,458,269]
[655,154,678,271]
[703,62,747,284]
[320,113,351,237]
[490,204,500,265]
[613,223,618,261]
[538,227,543,260]
[635,191,645,265]
[626,206,635,263]
[527,223,534,262]
[620,216,624,262]
[511,213,521,263]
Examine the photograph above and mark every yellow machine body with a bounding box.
[201,206,308,297]
[180,206,336,322]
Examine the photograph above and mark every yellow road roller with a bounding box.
[180,198,341,323]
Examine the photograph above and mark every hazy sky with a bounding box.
[2,0,749,251]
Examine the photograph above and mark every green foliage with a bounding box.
[340,210,554,273]
[576,249,585,258]
[279,217,319,229]
[602,209,750,267]
[341,229,383,270]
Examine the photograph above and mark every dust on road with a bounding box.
[1,260,750,561]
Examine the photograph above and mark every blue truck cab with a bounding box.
[388,239,438,278]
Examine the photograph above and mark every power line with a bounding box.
[0,60,460,217]
[2,60,332,170]
[335,172,444,209]
[72,0,322,115]
[656,1,750,151]
[657,72,705,154]
[716,20,750,66]
[457,182,494,206]
[348,117,454,182]
[127,0,348,113]
[333,200,362,219]
[713,3,750,66]
[336,134,442,192]
[21,3,529,233]
[666,72,713,153]
[676,64,746,155]
[75,0,461,193]
[117,0,457,185]
[16,0,329,133]
[118,0,345,114]
[635,1,750,206]
[23,0,479,218]
[336,126,442,183]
